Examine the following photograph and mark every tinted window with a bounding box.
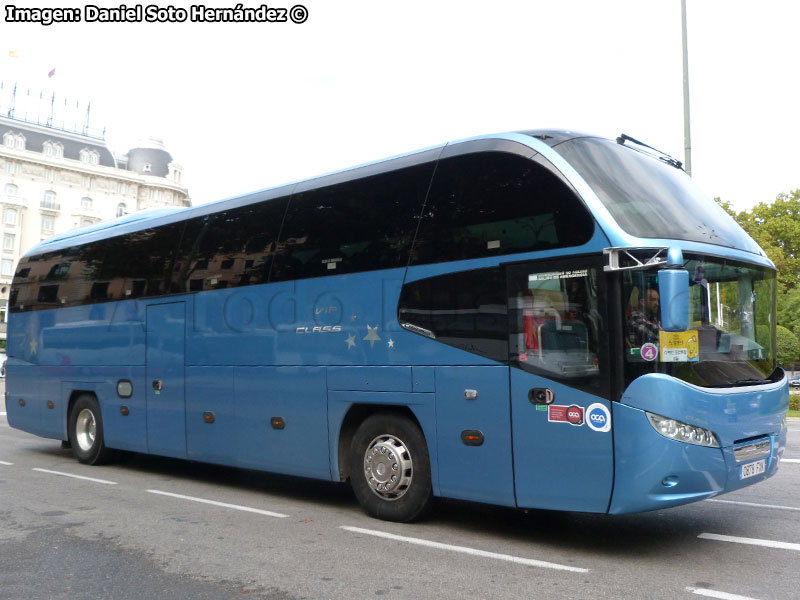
[398,267,507,362]
[552,137,762,253]
[410,152,593,265]
[174,197,287,293]
[508,263,608,398]
[10,223,184,312]
[270,163,435,282]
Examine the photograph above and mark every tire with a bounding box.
[68,394,113,465]
[349,413,433,523]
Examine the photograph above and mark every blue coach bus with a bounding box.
[5,130,788,522]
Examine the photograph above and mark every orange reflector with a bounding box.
[203,411,215,424]
[460,430,484,446]
[271,417,286,430]
[120,406,130,416]
[46,401,54,409]
[19,398,25,407]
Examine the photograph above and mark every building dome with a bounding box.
[125,137,174,177]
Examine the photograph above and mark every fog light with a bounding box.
[646,412,719,448]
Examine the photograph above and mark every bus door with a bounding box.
[146,302,187,459]
[507,259,613,512]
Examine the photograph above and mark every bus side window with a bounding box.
[409,150,594,266]
[271,162,434,282]
[510,267,604,393]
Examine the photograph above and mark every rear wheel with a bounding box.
[349,413,433,522]
[68,395,113,465]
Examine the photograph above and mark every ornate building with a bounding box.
[0,113,191,342]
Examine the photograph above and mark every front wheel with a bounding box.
[68,394,113,465]
[349,413,433,522]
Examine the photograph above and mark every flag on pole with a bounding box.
[48,68,55,78]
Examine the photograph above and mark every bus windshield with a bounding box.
[624,255,777,388]
[552,137,764,255]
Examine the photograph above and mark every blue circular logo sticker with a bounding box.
[586,403,611,432]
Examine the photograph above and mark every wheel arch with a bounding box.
[336,404,425,482]
[65,389,98,441]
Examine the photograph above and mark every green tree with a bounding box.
[719,190,800,292]
[776,325,800,368]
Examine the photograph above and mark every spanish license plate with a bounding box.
[740,459,767,480]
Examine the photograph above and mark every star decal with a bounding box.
[30,339,38,354]
[345,334,356,349]
[363,325,381,349]
[388,339,395,349]
[351,314,358,321]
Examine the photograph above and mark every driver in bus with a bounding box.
[626,288,661,348]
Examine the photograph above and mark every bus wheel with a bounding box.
[68,395,112,465]
[349,413,432,522]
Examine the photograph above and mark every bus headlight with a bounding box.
[646,412,720,448]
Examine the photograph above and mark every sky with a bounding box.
[2,0,799,212]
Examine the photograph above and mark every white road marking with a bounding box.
[0,461,13,465]
[780,458,800,463]
[707,498,800,512]
[341,525,589,572]
[699,532,800,552]
[147,489,288,518]
[32,468,117,485]
[686,586,761,600]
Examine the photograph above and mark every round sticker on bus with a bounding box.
[585,403,611,433]
[640,343,658,362]
[566,405,584,426]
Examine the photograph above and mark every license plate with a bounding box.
[740,459,767,480]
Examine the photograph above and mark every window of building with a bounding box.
[42,190,57,209]
[3,133,13,148]
[116,203,127,217]
[143,163,152,173]
[3,233,14,251]
[46,262,71,279]
[4,183,17,197]
[80,218,94,228]
[4,208,18,226]
[1,259,14,277]
[41,214,55,233]
[81,197,92,209]
[37,284,59,303]
[15,135,25,150]
[43,141,62,158]
[116,182,127,194]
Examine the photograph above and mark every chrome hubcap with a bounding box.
[363,434,413,501]
[75,408,96,452]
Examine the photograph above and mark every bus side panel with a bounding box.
[434,366,515,507]
[94,367,148,453]
[326,390,437,491]
[5,363,44,437]
[235,366,330,479]
[186,366,236,465]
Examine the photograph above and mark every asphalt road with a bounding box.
[1,383,799,600]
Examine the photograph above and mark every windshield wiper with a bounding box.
[616,133,684,170]
[731,378,774,386]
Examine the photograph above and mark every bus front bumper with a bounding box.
[608,402,786,514]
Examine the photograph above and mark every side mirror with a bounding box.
[659,248,689,332]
